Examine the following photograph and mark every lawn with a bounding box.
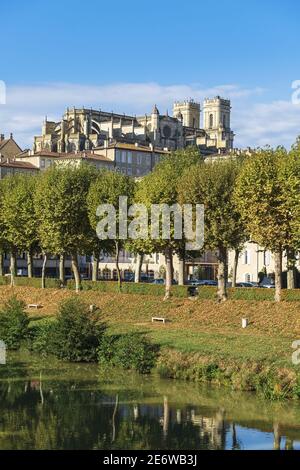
[0,285,298,369]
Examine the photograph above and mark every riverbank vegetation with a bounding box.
[0,287,300,399]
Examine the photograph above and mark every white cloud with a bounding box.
[0,81,299,149]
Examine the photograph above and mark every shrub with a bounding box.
[0,296,29,349]
[98,333,159,374]
[30,297,106,361]
[67,280,188,298]
[29,318,57,356]
[14,277,61,289]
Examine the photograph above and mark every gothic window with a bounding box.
[223,114,226,127]
[193,118,196,128]
[209,114,214,128]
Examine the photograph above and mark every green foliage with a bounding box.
[35,165,97,255]
[30,297,106,361]
[0,296,29,349]
[98,333,159,374]
[0,174,38,255]
[29,318,57,356]
[66,280,189,297]
[16,276,61,288]
[0,276,61,288]
[197,286,300,301]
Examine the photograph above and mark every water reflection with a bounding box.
[0,353,300,450]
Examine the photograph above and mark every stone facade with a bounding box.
[0,133,22,160]
[33,97,234,156]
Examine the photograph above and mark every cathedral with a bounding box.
[33,96,234,155]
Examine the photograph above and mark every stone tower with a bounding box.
[173,99,200,129]
[203,96,233,149]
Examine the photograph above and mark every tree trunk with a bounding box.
[41,253,47,289]
[274,250,282,302]
[178,254,185,286]
[164,246,172,300]
[287,248,296,290]
[273,422,281,450]
[71,253,81,293]
[0,252,3,277]
[231,248,239,288]
[27,250,33,278]
[10,251,17,287]
[135,253,143,283]
[217,247,228,302]
[92,252,99,282]
[59,253,65,285]
[115,241,122,291]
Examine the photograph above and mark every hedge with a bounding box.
[0,276,61,289]
[197,286,300,301]
[66,280,189,298]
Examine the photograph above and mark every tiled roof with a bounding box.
[98,142,169,154]
[0,138,22,153]
[0,160,39,170]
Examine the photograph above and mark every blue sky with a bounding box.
[1,0,300,148]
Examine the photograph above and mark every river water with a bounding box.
[0,352,300,450]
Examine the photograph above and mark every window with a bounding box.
[209,114,214,128]
[245,273,251,283]
[263,250,270,266]
[243,250,250,265]
[121,151,126,163]
[127,152,132,164]
[41,158,45,168]
[223,114,226,127]
[116,150,121,162]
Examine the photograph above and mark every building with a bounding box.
[0,158,39,178]
[228,242,300,284]
[0,133,22,160]
[31,97,234,156]
[3,97,235,282]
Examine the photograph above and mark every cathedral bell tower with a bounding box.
[203,96,234,150]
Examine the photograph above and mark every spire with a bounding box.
[152,104,159,115]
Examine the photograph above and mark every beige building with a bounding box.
[228,242,298,284]
[32,98,234,156]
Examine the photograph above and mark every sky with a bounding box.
[0,0,300,149]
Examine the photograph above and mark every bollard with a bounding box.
[242,318,248,328]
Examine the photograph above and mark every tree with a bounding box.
[87,169,135,291]
[234,147,299,301]
[134,147,202,298]
[34,165,96,291]
[0,174,38,285]
[179,158,245,301]
[280,146,300,289]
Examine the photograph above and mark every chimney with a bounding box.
[10,133,13,140]
[0,134,4,142]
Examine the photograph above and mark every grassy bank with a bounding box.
[0,285,299,399]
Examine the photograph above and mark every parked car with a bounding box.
[151,278,165,285]
[188,279,217,286]
[236,282,256,288]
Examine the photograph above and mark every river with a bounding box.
[0,351,300,450]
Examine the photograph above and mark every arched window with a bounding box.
[223,114,226,127]
[209,114,214,128]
